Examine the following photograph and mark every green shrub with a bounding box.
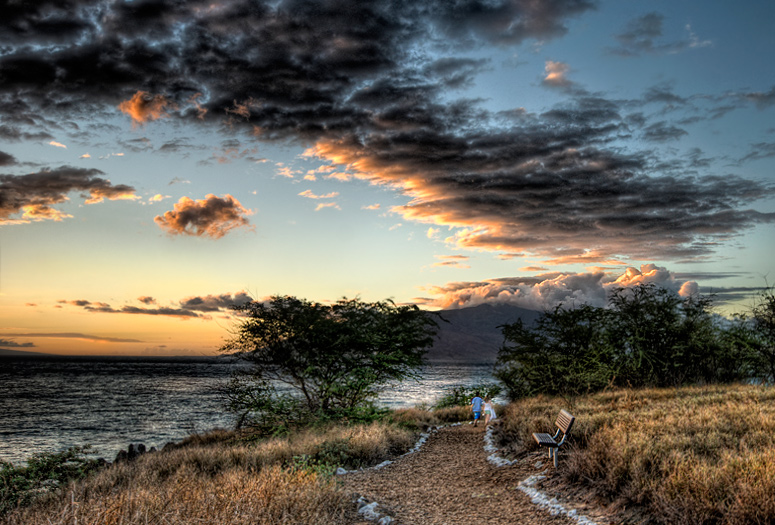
[0,446,102,516]
[434,383,501,409]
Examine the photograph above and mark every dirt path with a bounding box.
[339,423,606,525]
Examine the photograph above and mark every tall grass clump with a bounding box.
[501,384,775,524]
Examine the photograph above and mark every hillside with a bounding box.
[426,303,541,363]
[0,348,51,357]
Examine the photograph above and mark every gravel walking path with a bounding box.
[339,423,612,525]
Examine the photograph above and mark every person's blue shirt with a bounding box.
[471,396,483,412]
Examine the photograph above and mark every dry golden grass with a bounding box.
[501,384,775,525]
[7,464,348,525]
[2,421,419,525]
[387,404,473,428]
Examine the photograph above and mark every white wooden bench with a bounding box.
[532,409,575,467]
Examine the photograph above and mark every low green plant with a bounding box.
[0,446,102,517]
[434,383,501,409]
[289,438,357,477]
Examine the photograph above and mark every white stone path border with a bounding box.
[339,423,600,525]
[484,426,600,525]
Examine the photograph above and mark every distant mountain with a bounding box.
[0,348,52,357]
[426,303,541,363]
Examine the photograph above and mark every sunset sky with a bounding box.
[1,0,774,356]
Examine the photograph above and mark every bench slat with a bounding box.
[555,409,575,434]
[533,432,558,447]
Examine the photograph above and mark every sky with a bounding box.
[1,0,774,356]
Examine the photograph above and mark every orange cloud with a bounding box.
[1,167,138,224]
[431,255,471,269]
[315,202,341,211]
[543,60,571,86]
[20,204,72,222]
[298,189,340,199]
[154,194,253,238]
[118,91,174,125]
[84,186,140,204]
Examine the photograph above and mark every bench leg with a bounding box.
[553,448,558,468]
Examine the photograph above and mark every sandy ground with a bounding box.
[338,423,615,525]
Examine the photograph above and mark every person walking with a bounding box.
[483,397,497,426]
[470,392,484,427]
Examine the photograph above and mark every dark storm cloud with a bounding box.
[0,166,137,223]
[58,291,253,318]
[0,0,99,44]
[741,86,775,109]
[2,332,142,343]
[419,0,596,46]
[0,151,17,166]
[0,338,35,348]
[642,121,688,142]
[0,124,53,142]
[608,12,710,57]
[741,142,775,163]
[1,0,772,263]
[310,105,775,262]
[0,0,596,137]
[178,292,253,312]
[610,12,666,56]
[642,83,688,106]
[60,298,205,318]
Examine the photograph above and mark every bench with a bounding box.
[532,409,575,467]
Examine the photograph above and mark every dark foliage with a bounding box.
[433,382,501,409]
[496,283,769,400]
[221,296,439,427]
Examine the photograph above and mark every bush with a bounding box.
[0,446,102,517]
[434,383,501,409]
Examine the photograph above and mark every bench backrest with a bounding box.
[555,409,575,435]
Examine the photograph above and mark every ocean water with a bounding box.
[0,356,496,466]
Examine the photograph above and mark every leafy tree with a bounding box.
[495,304,615,401]
[606,284,724,387]
[221,296,439,426]
[605,284,685,387]
[495,283,756,399]
[713,315,761,383]
[749,285,775,382]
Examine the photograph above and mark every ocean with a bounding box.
[0,356,497,466]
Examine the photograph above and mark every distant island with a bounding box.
[0,348,52,357]
[427,303,540,363]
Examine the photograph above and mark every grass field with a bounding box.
[498,383,775,525]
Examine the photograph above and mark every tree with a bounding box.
[495,304,615,401]
[749,285,775,382]
[221,296,439,426]
[495,283,752,399]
